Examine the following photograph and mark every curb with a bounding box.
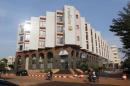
[28,74,84,79]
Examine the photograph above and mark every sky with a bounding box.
[0,0,129,58]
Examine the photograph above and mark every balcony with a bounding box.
[40,16,46,20]
[40,27,46,29]
[39,37,45,39]
[56,11,63,16]
[57,16,64,25]
[38,41,45,48]
[18,41,24,44]
[57,26,64,35]
[57,37,64,45]
[25,31,30,33]
[19,33,24,35]
[57,28,64,35]
[24,40,29,42]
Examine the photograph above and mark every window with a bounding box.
[20,36,23,41]
[86,33,88,40]
[57,26,63,32]
[96,40,97,46]
[71,51,74,57]
[39,39,45,47]
[57,36,64,44]
[76,15,78,19]
[20,25,24,33]
[76,52,79,57]
[25,34,30,40]
[85,25,88,31]
[91,29,93,35]
[86,41,89,49]
[57,16,63,22]
[95,33,97,39]
[18,57,22,64]
[77,36,80,41]
[114,53,117,55]
[32,57,36,64]
[19,45,23,50]
[21,28,24,33]
[39,56,44,63]
[96,47,98,53]
[39,31,45,37]
[40,20,45,27]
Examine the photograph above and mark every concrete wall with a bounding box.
[80,17,86,49]
[64,5,76,45]
[45,12,56,47]
[29,17,40,50]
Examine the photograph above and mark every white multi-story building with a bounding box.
[5,56,16,65]
[15,5,113,71]
[108,45,121,69]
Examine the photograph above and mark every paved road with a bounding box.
[3,75,130,86]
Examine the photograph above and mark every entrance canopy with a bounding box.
[59,50,68,55]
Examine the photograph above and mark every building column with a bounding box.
[113,63,115,70]
[28,56,32,69]
[25,57,29,70]
[44,53,47,70]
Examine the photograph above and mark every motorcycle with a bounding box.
[88,72,97,82]
[45,73,52,80]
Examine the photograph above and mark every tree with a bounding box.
[110,2,130,68]
[0,58,8,64]
[0,58,8,73]
[122,58,130,68]
[110,2,130,50]
[0,58,8,67]
[79,62,88,72]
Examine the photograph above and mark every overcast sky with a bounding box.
[0,0,129,58]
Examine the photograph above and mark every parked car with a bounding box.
[16,69,28,76]
[0,79,18,86]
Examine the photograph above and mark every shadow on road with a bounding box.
[30,81,119,86]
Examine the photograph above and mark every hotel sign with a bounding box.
[67,8,73,31]
[64,6,76,44]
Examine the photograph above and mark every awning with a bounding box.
[59,50,68,55]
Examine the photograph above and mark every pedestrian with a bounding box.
[88,68,93,82]
[49,70,53,80]
[45,70,53,80]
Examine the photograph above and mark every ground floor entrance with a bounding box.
[60,55,68,70]
[15,46,101,72]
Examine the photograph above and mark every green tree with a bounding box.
[79,62,88,72]
[0,58,8,67]
[110,2,130,68]
[122,58,130,68]
[110,2,130,50]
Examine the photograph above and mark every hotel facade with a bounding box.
[15,5,114,71]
